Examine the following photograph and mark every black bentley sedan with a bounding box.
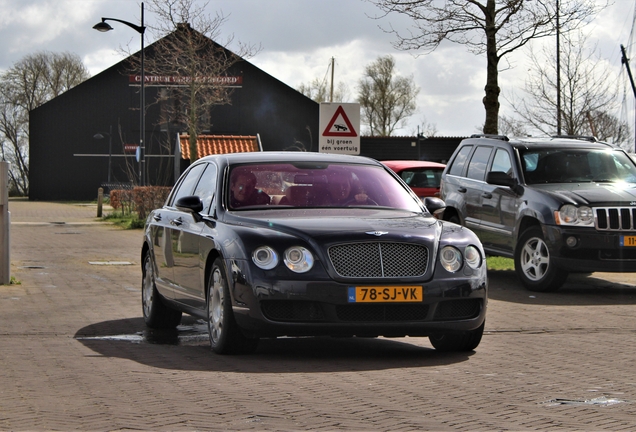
[141,152,487,354]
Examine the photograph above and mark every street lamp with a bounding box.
[93,2,146,186]
[93,125,113,183]
[556,0,561,136]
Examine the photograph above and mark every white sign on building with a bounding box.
[319,103,360,155]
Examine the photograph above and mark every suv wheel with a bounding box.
[514,226,568,292]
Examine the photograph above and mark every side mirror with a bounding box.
[423,196,446,219]
[486,171,524,194]
[486,171,515,187]
[175,196,204,222]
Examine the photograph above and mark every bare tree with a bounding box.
[298,78,350,103]
[357,54,419,136]
[368,0,605,135]
[588,110,631,148]
[411,115,438,137]
[133,0,259,164]
[0,52,89,195]
[498,115,529,137]
[506,31,628,146]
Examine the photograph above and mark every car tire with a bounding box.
[429,321,484,352]
[447,213,461,225]
[207,258,259,355]
[141,252,182,329]
[514,226,568,292]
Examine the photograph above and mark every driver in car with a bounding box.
[326,171,375,206]
[230,171,270,208]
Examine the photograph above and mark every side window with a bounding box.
[491,148,513,176]
[448,145,473,176]
[399,171,415,184]
[170,163,206,206]
[193,164,218,214]
[466,146,492,181]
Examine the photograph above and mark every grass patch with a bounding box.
[0,276,21,286]
[486,256,515,271]
[102,212,145,229]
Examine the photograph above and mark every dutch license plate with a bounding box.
[348,286,423,303]
[620,236,636,247]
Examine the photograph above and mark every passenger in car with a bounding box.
[230,171,271,208]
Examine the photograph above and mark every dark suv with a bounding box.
[440,135,636,292]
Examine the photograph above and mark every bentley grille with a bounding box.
[595,207,636,231]
[328,242,428,278]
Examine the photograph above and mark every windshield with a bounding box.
[520,148,636,185]
[227,162,423,212]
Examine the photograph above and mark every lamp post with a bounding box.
[93,125,113,183]
[556,0,561,136]
[93,2,146,186]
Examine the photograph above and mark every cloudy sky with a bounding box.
[1,0,635,137]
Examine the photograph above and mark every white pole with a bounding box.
[0,162,10,285]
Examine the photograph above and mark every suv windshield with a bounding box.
[228,162,423,212]
[520,148,636,184]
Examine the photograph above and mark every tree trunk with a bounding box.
[189,100,198,163]
[482,0,500,135]
[188,133,198,163]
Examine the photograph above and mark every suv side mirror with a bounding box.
[486,171,523,194]
[486,171,514,187]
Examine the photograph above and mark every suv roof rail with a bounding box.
[469,134,509,141]
[551,135,598,142]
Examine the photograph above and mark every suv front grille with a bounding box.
[594,207,636,231]
[328,242,428,278]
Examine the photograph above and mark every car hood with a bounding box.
[531,182,636,205]
[228,209,441,245]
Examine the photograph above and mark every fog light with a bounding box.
[565,236,578,248]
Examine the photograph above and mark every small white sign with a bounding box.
[319,103,360,155]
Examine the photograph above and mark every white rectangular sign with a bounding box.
[319,103,360,155]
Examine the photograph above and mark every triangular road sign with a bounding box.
[322,105,358,137]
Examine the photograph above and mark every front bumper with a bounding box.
[229,261,488,338]
[544,225,636,272]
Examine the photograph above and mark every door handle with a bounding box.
[482,192,492,199]
[458,187,467,193]
[170,217,183,226]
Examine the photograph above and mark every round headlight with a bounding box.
[559,204,578,223]
[578,206,594,224]
[284,246,314,273]
[558,204,594,226]
[440,246,462,273]
[464,245,482,269]
[252,246,278,270]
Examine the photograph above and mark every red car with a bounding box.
[382,160,446,198]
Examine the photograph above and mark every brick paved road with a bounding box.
[1,200,636,431]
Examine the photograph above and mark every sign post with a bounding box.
[0,162,10,285]
[319,103,361,155]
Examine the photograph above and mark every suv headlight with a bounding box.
[556,205,594,226]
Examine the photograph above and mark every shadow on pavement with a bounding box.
[74,316,475,372]
[488,270,636,305]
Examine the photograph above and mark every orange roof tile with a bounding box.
[179,134,260,160]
